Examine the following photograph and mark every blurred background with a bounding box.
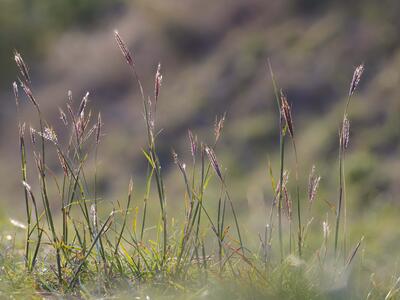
[0,0,400,273]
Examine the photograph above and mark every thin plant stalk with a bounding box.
[115,31,168,263]
[267,59,285,262]
[114,179,133,255]
[14,83,31,269]
[281,92,302,257]
[334,64,364,258]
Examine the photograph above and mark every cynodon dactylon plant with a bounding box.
[114,30,169,264]
[15,51,62,282]
[114,31,245,273]
[10,31,372,298]
[14,49,117,289]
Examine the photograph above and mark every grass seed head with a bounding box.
[205,146,223,181]
[13,82,19,107]
[214,113,226,142]
[349,64,364,96]
[14,51,31,84]
[154,63,162,103]
[42,127,58,144]
[114,30,134,68]
[76,109,91,142]
[57,150,69,176]
[59,108,68,126]
[308,165,321,204]
[78,92,89,116]
[280,91,294,138]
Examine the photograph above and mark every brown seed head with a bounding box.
[280,92,294,138]
[205,146,223,181]
[349,64,364,96]
[114,30,134,68]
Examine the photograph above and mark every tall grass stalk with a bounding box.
[280,92,302,257]
[334,64,364,258]
[114,31,168,263]
[13,82,31,268]
[267,60,285,262]
[16,52,63,281]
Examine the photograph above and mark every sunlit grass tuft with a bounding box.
[0,33,395,299]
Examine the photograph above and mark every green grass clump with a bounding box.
[1,31,397,299]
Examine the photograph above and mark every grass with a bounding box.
[0,32,397,299]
